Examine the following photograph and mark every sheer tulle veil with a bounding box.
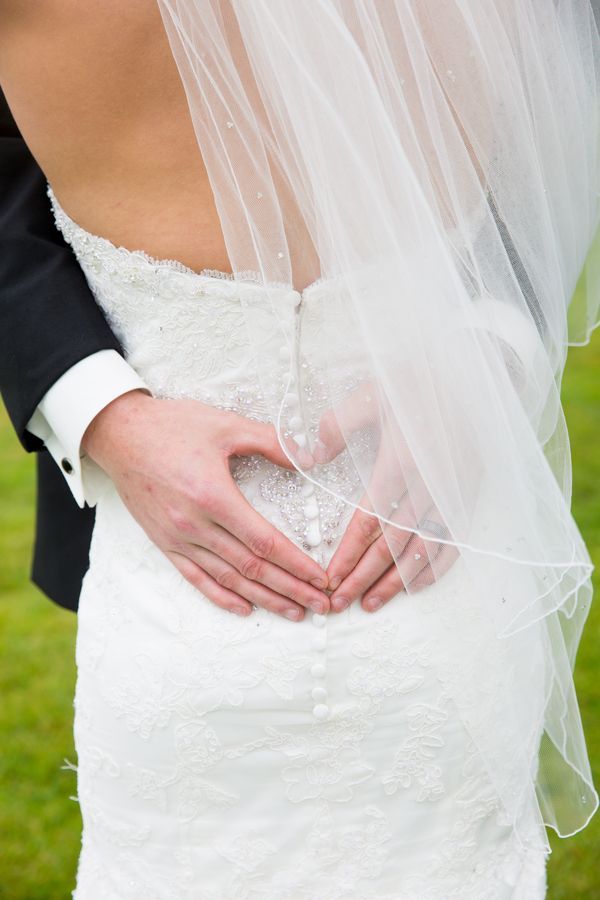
[155,0,600,846]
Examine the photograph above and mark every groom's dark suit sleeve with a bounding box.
[0,88,142,610]
[0,90,126,448]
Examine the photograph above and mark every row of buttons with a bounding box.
[280,304,330,723]
[311,612,329,720]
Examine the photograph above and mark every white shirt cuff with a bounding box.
[26,349,150,508]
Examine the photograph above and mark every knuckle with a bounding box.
[169,539,189,555]
[189,480,220,514]
[239,555,265,582]
[168,507,195,535]
[283,586,306,607]
[386,529,409,559]
[181,565,205,592]
[249,531,276,559]
[358,514,380,541]
[214,568,238,591]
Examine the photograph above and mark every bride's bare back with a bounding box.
[0,0,231,272]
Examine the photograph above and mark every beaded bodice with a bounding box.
[47,187,369,560]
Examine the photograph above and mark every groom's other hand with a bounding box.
[314,384,459,613]
[81,390,330,620]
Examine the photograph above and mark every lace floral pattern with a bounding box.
[47,189,548,898]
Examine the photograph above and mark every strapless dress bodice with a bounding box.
[47,186,372,556]
[47,186,365,411]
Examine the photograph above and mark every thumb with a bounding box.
[313,407,347,464]
[315,382,379,464]
[232,421,314,470]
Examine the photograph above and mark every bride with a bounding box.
[1,1,599,897]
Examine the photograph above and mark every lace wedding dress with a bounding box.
[48,188,550,900]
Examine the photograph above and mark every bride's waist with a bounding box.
[89,278,367,420]
[123,342,364,424]
[48,186,370,415]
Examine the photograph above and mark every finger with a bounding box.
[187,546,307,621]
[215,485,329,591]
[367,532,432,607]
[326,436,416,590]
[200,523,329,613]
[360,534,460,612]
[329,490,443,611]
[361,564,406,612]
[327,471,425,600]
[329,517,414,612]
[314,407,348,464]
[405,541,460,593]
[314,382,379,464]
[230,420,314,470]
[326,500,382,593]
[166,551,253,617]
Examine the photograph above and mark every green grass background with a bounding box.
[0,331,599,898]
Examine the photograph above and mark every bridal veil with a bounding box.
[154,0,600,847]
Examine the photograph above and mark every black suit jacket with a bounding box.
[0,89,123,612]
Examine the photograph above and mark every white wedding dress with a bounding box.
[48,188,551,899]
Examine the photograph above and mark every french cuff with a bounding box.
[26,349,151,508]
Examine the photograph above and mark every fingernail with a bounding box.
[366,597,383,611]
[332,596,349,612]
[310,577,327,590]
[329,575,342,591]
[311,599,325,614]
[284,608,302,620]
[234,605,250,616]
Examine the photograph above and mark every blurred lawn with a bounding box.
[0,334,599,898]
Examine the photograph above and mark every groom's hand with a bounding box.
[314,383,458,613]
[81,390,330,620]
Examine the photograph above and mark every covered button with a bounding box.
[312,704,330,721]
[310,662,326,679]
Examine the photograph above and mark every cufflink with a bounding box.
[61,457,74,474]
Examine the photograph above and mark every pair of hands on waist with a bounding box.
[82,388,456,621]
